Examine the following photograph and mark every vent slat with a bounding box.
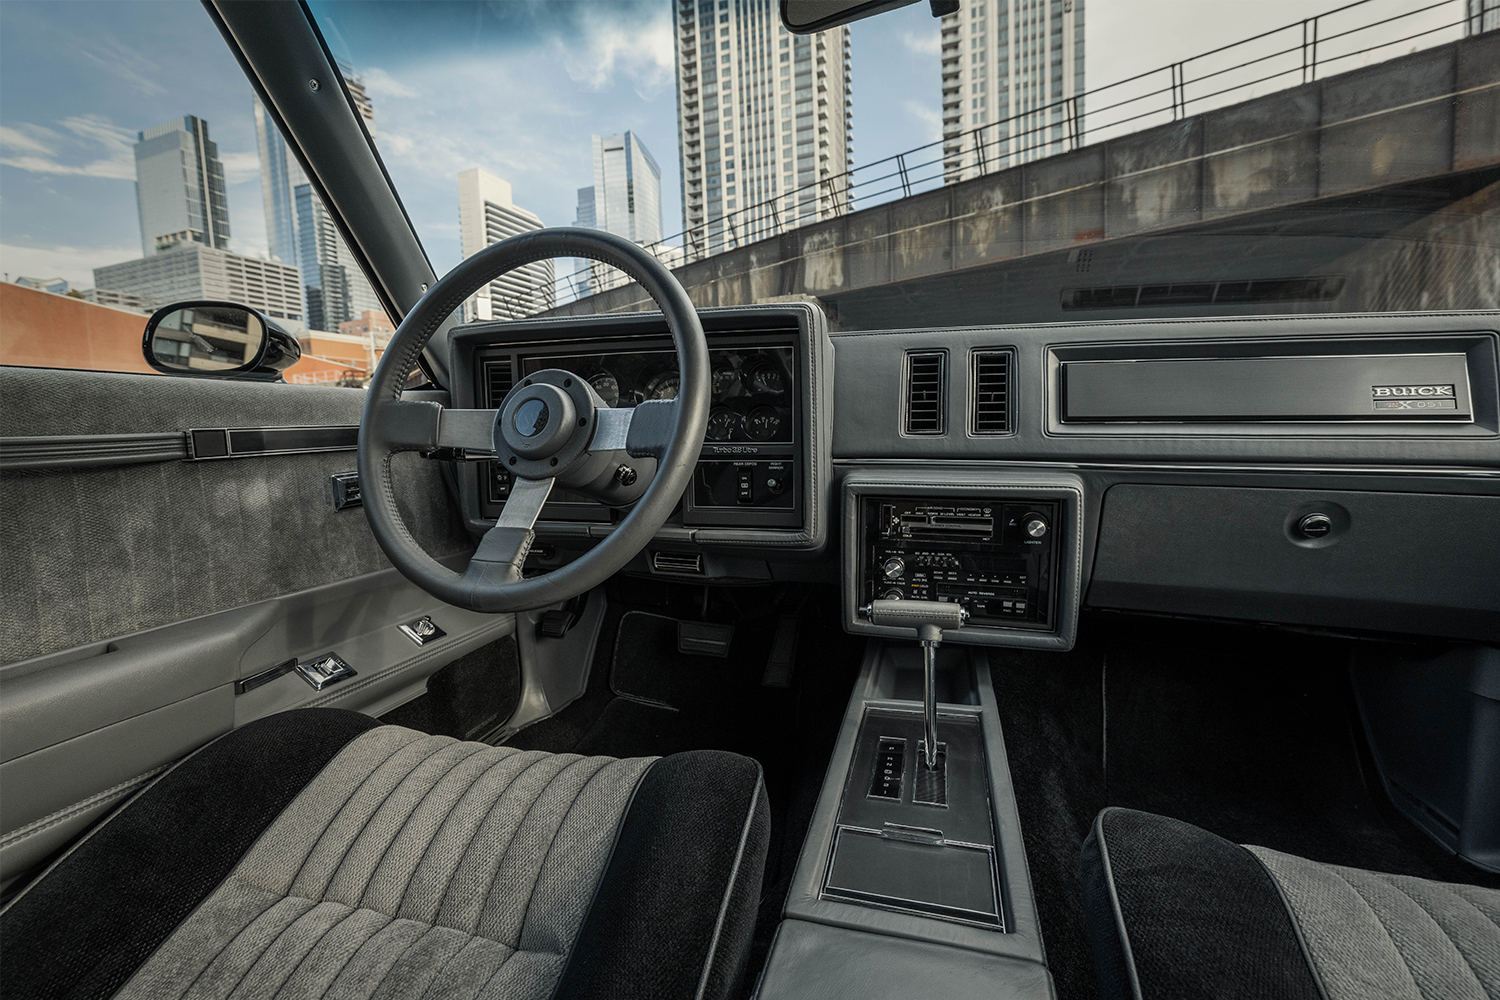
[485,360,515,407]
[904,351,947,435]
[970,350,1013,435]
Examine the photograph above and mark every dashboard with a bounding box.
[447,305,1500,648]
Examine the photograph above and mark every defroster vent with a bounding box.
[485,359,515,407]
[970,350,1013,434]
[903,350,947,435]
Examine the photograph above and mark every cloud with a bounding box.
[558,8,674,97]
[360,67,420,100]
[901,28,941,56]
[219,151,261,185]
[0,241,141,288]
[73,35,167,98]
[0,114,136,179]
[904,100,942,144]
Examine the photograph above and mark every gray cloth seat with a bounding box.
[1079,807,1500,1000]
[0,708,771,1000]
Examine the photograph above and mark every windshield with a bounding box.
[3,0,1496,343]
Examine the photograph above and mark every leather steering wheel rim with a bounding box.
[358,227,710,613]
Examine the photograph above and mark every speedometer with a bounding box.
[588,371,620,407]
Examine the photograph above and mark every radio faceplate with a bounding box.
[860,497,1060,630]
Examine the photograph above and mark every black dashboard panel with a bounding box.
[448,304,832,561]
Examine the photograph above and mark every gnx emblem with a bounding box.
[1372,385,1455,398]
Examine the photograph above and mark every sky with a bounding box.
[0,0,1466,290]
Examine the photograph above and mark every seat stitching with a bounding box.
[165,878,284,1000]
[1381,875,1493,1000]
[356,741,492,911]
[435,753,575,933]
[237,899,350,1000]
[289,906,394,1000]
[1330,866,1429,1000]
[512,757,620,954]
[200,893,317,1000]
[1095,809,1145,1000]
[1244,848,1334,1000]
[395,749,532,921]
[279,734,427,894]
[413,932,492,1000]
[694,769,763,1000]
[293,735,451,898]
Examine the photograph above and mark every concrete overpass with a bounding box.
[542,32,1500,328]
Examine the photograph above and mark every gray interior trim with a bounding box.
[782,642,1048,965]
[0,433,186,471]
[753,919,1056,1000]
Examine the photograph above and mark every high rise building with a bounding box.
[458,169,554,321]
[674,0,852,258]
[255,93,379,331]
[570,132,664,299]
[1468,0,1500,34]
[253,96,303,268]
[93,244,303,323]
[340,64,377,139]
[296,183,382,331]
[942,0,1085,182]
[133,116,230,257]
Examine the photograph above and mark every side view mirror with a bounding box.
[780,0,948,34]
[142,301,301,380]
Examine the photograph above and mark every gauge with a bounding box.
[705,407,739,441]
[588,371,620,407]
[744,405,783,441]
[644,371,680,401]
[744,359,785,395]
[711,363,739,398]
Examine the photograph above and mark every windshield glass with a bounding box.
[3,0,1496,344]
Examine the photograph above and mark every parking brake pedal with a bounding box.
[538,610,575,639]
[677,621,734,657]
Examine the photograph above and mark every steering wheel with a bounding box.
[359,228,711,613]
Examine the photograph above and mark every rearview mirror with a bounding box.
[780,0,939,33]
[142,302,300,379]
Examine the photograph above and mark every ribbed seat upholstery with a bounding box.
[1079,807,1500,1000]
[1,709,771,1000]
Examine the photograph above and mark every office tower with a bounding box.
[253,95,304,267]
[94,245,303,323]
[674,0,852,257]
[296,183,382,331]
[256,93,379,331]
[458,169,554,321]
[133,116,230,257]
[569,132,664,299]
[1468,0,1500,34]
[941,0,1085,183]
[341,63,377,139]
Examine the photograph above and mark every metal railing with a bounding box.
[544,0,1480,311]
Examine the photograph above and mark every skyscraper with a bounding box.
[570,132,664,299]
[941,0,1085,183]
[133,116,230,257]
[674,0,852,258]
[253,96,302,267]
[254,94,379,331]
[458,169,554,321]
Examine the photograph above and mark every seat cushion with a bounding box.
[1079,807,1500,1000]
[1,708,770,1000]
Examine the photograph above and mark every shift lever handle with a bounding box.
[859,599,967,768]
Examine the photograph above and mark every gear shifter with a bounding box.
[858,599,967,769]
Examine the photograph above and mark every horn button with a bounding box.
[499,381,577,460]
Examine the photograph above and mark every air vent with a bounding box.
[1060,276,1344,311]
[652,551,704,575]
[903,350,947,435]
[485,359,515,406]
[970,350,1013,435]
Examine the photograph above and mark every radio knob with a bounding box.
[881,556,906,580]
[1024,516,1049,539]
[881,590,903,600]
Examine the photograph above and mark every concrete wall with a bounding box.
[544,32,1500,319]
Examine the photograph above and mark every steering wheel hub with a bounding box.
[499,379,578,460]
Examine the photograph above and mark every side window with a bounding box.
[0,2,390,386]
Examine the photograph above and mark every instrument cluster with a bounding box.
[521,345,795,444]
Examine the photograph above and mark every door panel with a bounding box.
[0,366,506,884]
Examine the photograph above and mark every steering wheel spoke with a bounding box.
[588,399,678,460]
[377,400,498,454]
[461,477,554,591]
